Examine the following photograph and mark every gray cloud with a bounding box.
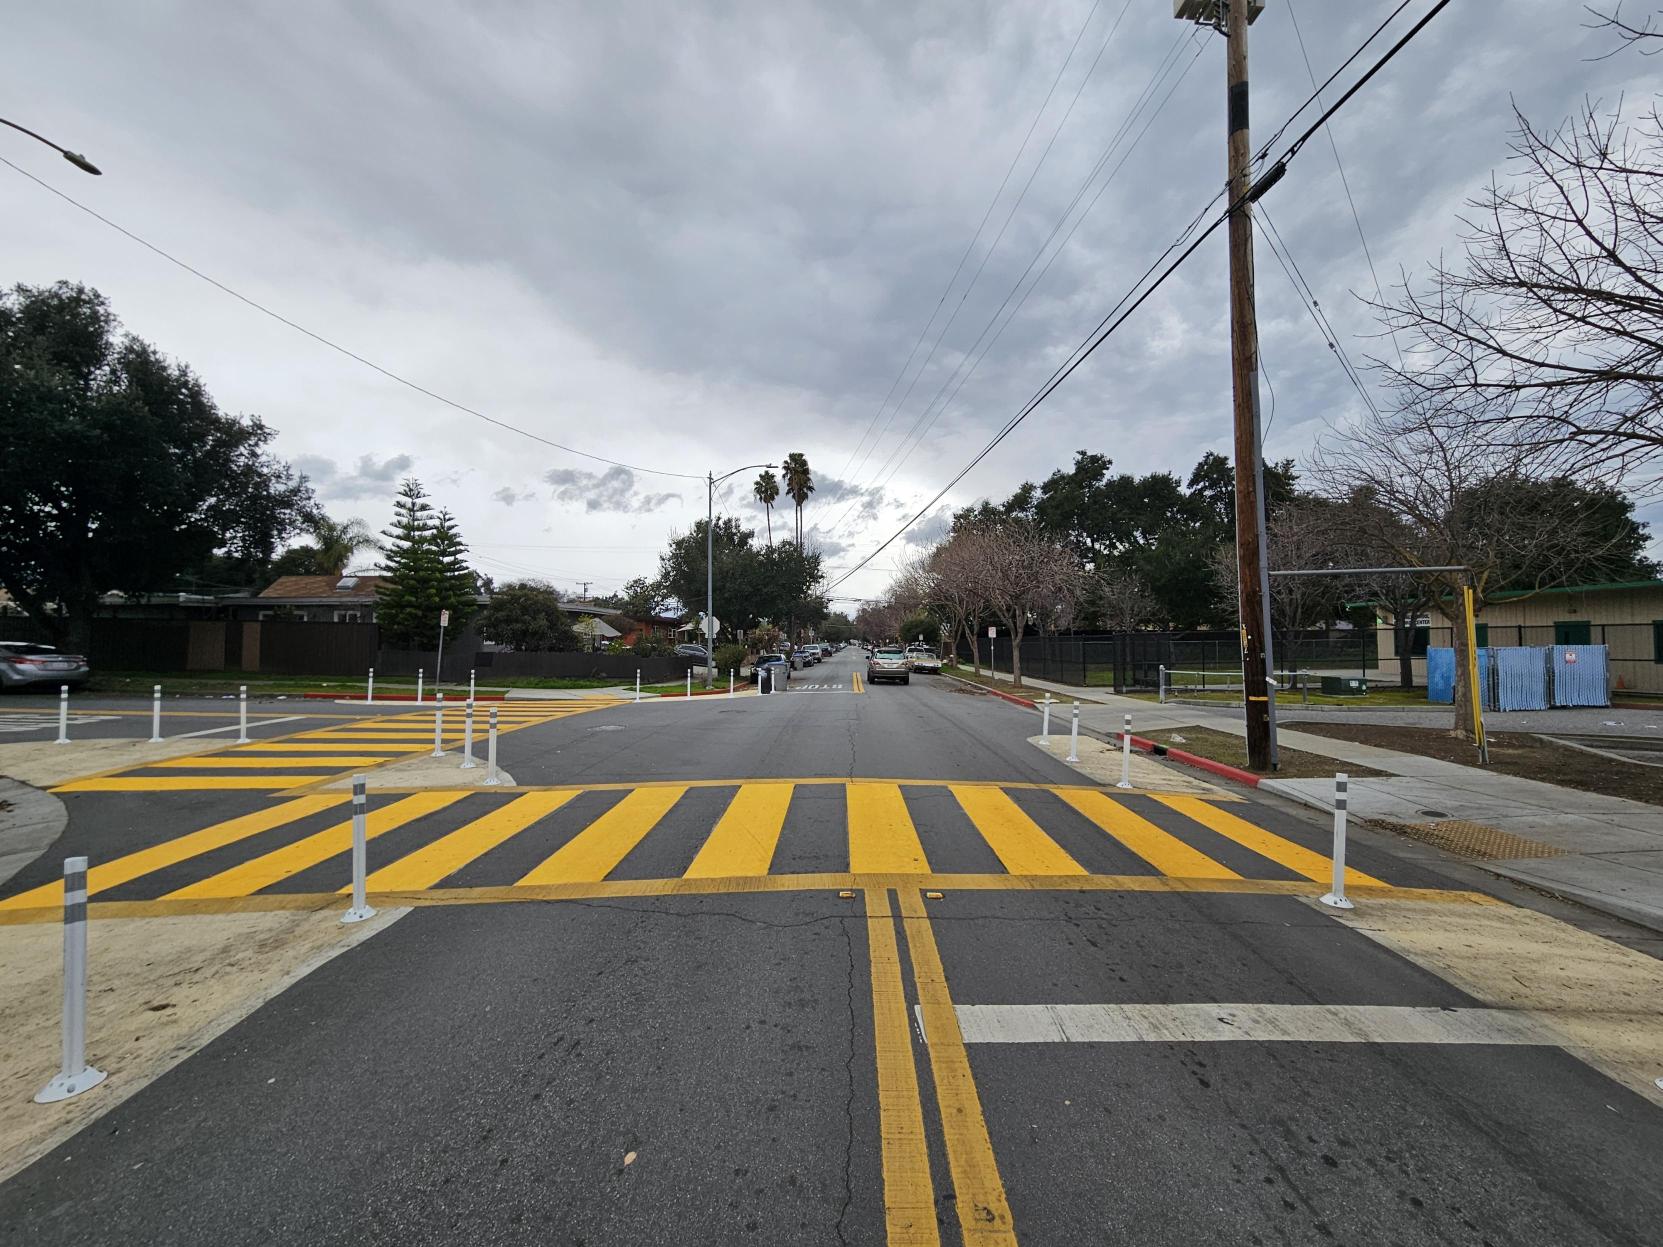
[294,453,414,501]
[492,486,537,506]
[543,465,682,513]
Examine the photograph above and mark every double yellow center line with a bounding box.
[868,887,1017,1245]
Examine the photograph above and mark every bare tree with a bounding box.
[1315,401,1637,738]
[1370,94,1663,493]
[958,521,1082,688]
[1090,566,1160,633]
[919,538,989,673]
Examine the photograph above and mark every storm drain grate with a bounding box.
[1377,819,1565,861]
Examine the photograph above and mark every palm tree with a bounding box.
[312,516,378,577]
[782,452,814,546]
[753,469,780,544]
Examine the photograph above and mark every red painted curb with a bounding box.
[943,672,1037,708]
[1119,731,1262,788]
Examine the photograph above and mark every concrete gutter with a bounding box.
[0,778,67,889]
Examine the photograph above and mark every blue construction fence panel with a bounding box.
[1552,644,1609,706]
[1425,647,1497,709]
[1494,646,1549,711]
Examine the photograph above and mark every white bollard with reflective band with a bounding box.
[56,685,69,745]
[1117,714,1134,790]
[1041,695,1052,744]
[686,670,692,700]
[431,693,446,757]
[729,670,735,698]
[236,686,250,744]
[1158,665,1167,705]
[1320,773,1354,910]
[1067,702,1081,763]
[469,668,476,703]
[342,777,376,924]
[35,856,107,1102]
[415,668,424,705]
[461,700,476,769]
[484,708,501,785]
[366,667,375,704]
[634,670,641,704]
[150,685,163,742]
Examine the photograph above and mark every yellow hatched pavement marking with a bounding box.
[226,743,432,753]
[0,795,347,912]
[1152,794,1386,886]
[950,786,1085,876]
[899,888,1017,1244]
[148,756,393,769]
[165,791,467,899]
[516,786,686,885]
[847,784,930,874]
[866,889,941,1247]
[684,784,794,878]
[1054,790,1240,880]
[54,776,318,792]
[360,791,579,892]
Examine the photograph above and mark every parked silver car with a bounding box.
[0,642,90,690]
[867,646,910,685]
[904,646,942,674]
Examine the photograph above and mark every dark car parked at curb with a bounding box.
[0,642,90,690]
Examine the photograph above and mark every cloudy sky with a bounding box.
[6,1,1658,607]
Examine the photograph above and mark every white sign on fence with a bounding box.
[987,626,996,639]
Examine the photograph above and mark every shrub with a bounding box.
[713,643,748,673]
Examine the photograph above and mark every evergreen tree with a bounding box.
[376,479,443,648]
[429,507,479,631]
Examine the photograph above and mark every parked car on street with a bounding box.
[790,646,818,669]
[867,645,910,685]
[674,644,712,664]
[0,642,90,690]
[904,646,941,674]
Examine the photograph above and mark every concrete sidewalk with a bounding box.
[958,665,1663,934]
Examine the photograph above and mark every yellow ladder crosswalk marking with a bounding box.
[0,795,347,911]
[950,786,1086,876]
[517,786,686,885]
[224,743,433,753]
[147,756,394,769]
[55,776,320,792]
[165,791,468,899]
[1055,790,1241,879]
[848,784,930,874]
[360,791,579,892]
[1151,794,1386,886]
[684,784,794,878]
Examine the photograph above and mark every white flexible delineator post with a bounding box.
[431,692,445,757]
[1067,702,1081,763]
[56,684,69,745]
[634,670,641,704]
[34,856,107,1102]
[686,670,691,700]
[483,707,501,785]
[341,777,376,924]
[469,668,476,702]
[1116,713,1135,790]
[237,686,250,744]
[729,670,734,698]
[1320,773,1355,910]
[150,685,163,743]
[461,700,476,769]
[1041,695,1052,744]
[415,668,424,705]
[366,666,375,704]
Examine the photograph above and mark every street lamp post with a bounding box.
[707,463,778,689]
[0,118,101,175]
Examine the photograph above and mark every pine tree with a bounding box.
[376,479,443,648]
[429,507,478,631]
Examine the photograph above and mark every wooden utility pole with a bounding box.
[1224,0,1278,771]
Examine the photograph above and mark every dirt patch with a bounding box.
[0,905,403,1182]
[1294,722,1663,807]
[1147,726,1388,780]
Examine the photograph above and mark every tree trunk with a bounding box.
[1005,617,1024,688]
[969,627,981,675]
[1396,617,1414,690]
[1443,604,1475,741]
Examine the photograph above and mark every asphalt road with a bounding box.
[2,648,1659,1244]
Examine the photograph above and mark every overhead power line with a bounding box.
[0,155,705,482]
[825,0,1451,593]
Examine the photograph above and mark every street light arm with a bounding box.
[0,117,101,175]
[711,461,779,486]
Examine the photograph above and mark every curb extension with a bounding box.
[300,692,509,702]
[941,671,1037,709]
[1107,729,1264,789]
